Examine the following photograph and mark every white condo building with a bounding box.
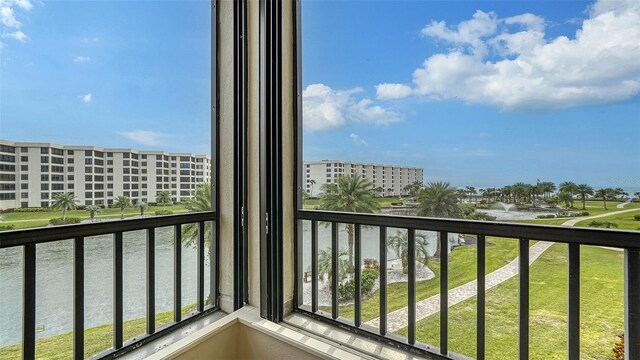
[0,140,211,210]
[304,160,423,197]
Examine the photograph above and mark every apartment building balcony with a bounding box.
[1,0,638,359]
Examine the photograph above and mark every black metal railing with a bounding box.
[295,209,639,360]
[0,211,218,360]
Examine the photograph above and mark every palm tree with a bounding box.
[388,231,429,274]
[558,191,573,209]
[417,182,461,218]
[156,191,172,210]
[559,181,578,208]
[317,248,350,284]
[634,192,640,201]
[594,188,615,210]
[85,205,101,222]
[501,186,512,202]
[319,174,380,264]
[455,188,467,203]
[465,186,477,203]
[136,202,149,217]
[50,192,78,222]
[375,186,384,197]
[113,195,131,219]
[182,183,213,248]
[575,184,594,210]
[417,182,460,259]
[309,179,316,197]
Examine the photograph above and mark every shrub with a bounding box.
[536,214,555,219]
[337,268,379,301]
[612,334,624,360]
[363,258,379,272]
[155,210,174,216]
[337,280,355,301]
[588,220,618,228]
[14,207,53,213]
[361,268,378,295]
[578,211,590,216]
[0,224,15,231]
[633,214,640,221]
[49,217,82,225]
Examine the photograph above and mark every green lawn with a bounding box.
[575,210,640,231]
[303,196,405,210]
[323,237,523,322]
[0,205,188,230]
[397,244,624,360]
[0,305,199,360]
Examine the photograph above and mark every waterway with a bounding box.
[0,227,208,346]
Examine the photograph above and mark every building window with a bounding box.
[40,147,49,154]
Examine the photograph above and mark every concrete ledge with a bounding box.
[145,306,372,359]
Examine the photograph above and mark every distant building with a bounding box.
[304,160,423,197]
[0,140,211,209]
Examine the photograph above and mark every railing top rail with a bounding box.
[297,209,640,249]
[0,211,216,249]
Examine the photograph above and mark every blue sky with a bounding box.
[1,0,211,155]
[1,0,638,190]
[302,0,640,190]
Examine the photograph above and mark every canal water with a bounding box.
[0,227,208,346]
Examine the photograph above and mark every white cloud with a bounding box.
[375,83,412,100]
[504,13,545,32]
[303,83,401,132]
[389,0,640,110]
[81,93,92,103]
[119,130,168,147]
[349,133,368,146]
[1,0,33,44]
[74,56,91,63]
[3,30,27,42]
[421,10,498,57]
[11,0,32,11]
[1,6,20,28]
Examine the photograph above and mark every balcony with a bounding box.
[1,209,638,359]
[1,0,638,359]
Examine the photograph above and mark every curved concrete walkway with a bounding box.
[617,200,632,209]
[365,207,640,332]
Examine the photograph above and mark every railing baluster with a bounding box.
[146,228,155,335]
[625,248,640,360]
[197,221,205,312]
[354,224,362,327]
[210,220,217,308]
[519,238,529,360]
[331,222,338,319]
[174,225,182,322]
[73,237,84,360]
[23,244,36,360]
[408,228,416,345]
[113,232,123,349]
[311,220,318,313]
[568,243,580,360]
[440,231,448,355]
[477,235,486,360]
[379,226,387,336]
